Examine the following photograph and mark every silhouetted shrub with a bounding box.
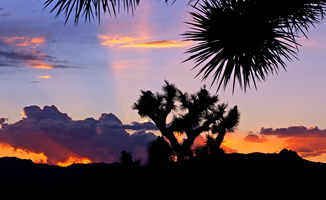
[120,150,141,168]
[147,136,174,167]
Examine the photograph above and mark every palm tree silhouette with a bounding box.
[133,81,240,161]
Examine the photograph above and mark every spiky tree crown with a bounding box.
[184,0,325,91]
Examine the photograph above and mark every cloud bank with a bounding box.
[0,105,157,164]
[244,134,268,143]
[259,126,326,158]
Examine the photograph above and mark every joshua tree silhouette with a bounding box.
[133,81,240,162]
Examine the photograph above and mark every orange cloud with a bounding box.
[57,156,91,167]
[121,40,191,48]
[21,49,55,70]
[31,37,46,44]
[98,34,190,49]
[98,34,142,46]
[0,143,48,164]
[223,133,285,155]
[283,135,326,158]
[38,75,51,79]
[1,36,46,47]
[1,36,25,43]
[31,63,54,69]
[238,126,326,162]
[244,134,268,143]
[16,42,30,47]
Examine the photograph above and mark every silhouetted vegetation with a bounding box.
[147,136,174,168]
[0,150,325,192]
[133,81,239,163]
[120,150,141,168]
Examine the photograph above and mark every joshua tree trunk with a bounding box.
[154,120,185,161]
[215,130,226,150]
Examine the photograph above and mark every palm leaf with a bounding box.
[44,0,141,24]
[183,0,326,92]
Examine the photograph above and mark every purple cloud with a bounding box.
[260,126,326,137]
[0,105,156,164]
[244,134,268,143]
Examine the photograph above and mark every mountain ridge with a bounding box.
[0,149,325,191]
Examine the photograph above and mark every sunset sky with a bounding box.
[0,0,326,164]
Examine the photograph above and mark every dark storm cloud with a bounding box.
[0,105,157,164]
[260,126,326,137]
[23,105,71,121]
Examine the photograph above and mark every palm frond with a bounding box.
[44,0,141,24]
[43,0,196,24]
[183,0,326,92]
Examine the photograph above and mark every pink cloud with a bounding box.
[244,134,268,143]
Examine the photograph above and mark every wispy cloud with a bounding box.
[298,37,326,48]
[244,134,268,143]
[97,35,143,46]
[38,75,51,79]
[98,34,191,49]
[1,36,46,47]
[121,40,191,48]
[0,35,73,70]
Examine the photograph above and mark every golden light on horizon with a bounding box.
[0,143,48,164]
[140,118,149,123]
[57,156,92,167]
[31,37,46,44]
[121,40,191,48]
[97,34,141,46]
[32,64,54,69]
[38,75,51,79]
